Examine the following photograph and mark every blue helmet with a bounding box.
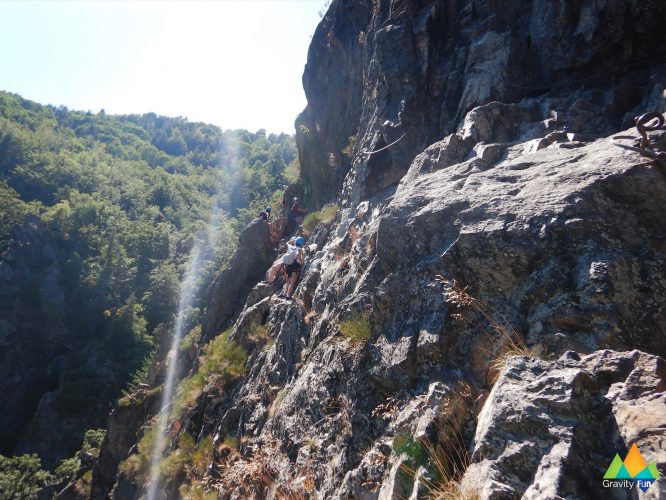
[295,236,305,247]
[266,207,271,212]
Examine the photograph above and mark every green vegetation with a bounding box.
[302,203,339,234]
[246,322,270,343]
[0,428,106,499]
[54,429,106,483]
[395,432,479,500]
[221,435,238,450]
[191,435,214,476]
[120,350,157,400]
[118,422,157,482]
[179,479,217,500]
[179,325,202,353]
[0,90,297,464]
[0,454,54,499]
[339,312,372,344]
[122,430,214,495]
[160,433,195,478]
[171,331,247,420]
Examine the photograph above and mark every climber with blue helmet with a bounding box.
[258,206,272,221]
[282,236,305,299]
[268,235,306,299]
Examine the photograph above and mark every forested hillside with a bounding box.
[0,91,297,483]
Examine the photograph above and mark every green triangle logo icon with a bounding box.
[604,454,624,479]
[648,463,661,480]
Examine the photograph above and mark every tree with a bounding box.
[0,454,54,499]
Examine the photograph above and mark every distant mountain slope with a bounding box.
[0,90,297,469]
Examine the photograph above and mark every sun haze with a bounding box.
[0,0,328,134]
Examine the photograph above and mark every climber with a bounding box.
[258,206,278,243]
[282,236,305,299]
[267,236,305,299]
[258,206,271,221]
[287,197,308,233]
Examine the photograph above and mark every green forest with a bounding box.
[0,91,298,489]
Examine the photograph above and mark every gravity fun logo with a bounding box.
[603,443,660,492]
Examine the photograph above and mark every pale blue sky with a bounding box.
[0,1,328,133]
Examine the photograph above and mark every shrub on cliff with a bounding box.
[171,331,247,420]
[0,453,54,499]
[339,312,371,344]
[303,204,339,234]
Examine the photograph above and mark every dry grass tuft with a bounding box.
[247,323,270,344]
[436,276,535,383]
[206,436,311,499]
[397,380,481,499]
[399,432,479,500]
[269,388,287,417]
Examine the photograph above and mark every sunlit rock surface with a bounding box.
[92,0,666,497]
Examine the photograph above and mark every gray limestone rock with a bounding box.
[462,350,666,500]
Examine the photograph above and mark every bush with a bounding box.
[118,423,157,482]
[247,323,269,343]
[0,454,54,499]
[179,325,201,353]
[171,330,247,420]
[302,204,339,234]
[54,428,106,484]
[158,433,212,491]
[395,432,480,500]
[54,456,80,484]
[339,312,371,344]
[191,436,214,476]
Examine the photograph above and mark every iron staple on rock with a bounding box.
[635,111,665,148]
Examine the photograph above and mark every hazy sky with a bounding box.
[0,1,328,134]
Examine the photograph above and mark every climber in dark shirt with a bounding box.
[288,198,308,232]
[258,207,278,243]
[259,206,271,221]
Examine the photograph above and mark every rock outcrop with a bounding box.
[297,0,666,209]
[0,216,69,467]
[92,0,666,498]
[197,111,666,499]
[203,218,274,340]
[90,388,160,500]
[462,350,666,499]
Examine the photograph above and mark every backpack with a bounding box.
[281,245,299,265]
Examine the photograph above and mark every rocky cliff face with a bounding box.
[93,0,666,498]
[0,217,129,470]
[198,113,665,499]
[297,0,666,209]
[0,217,76,468]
